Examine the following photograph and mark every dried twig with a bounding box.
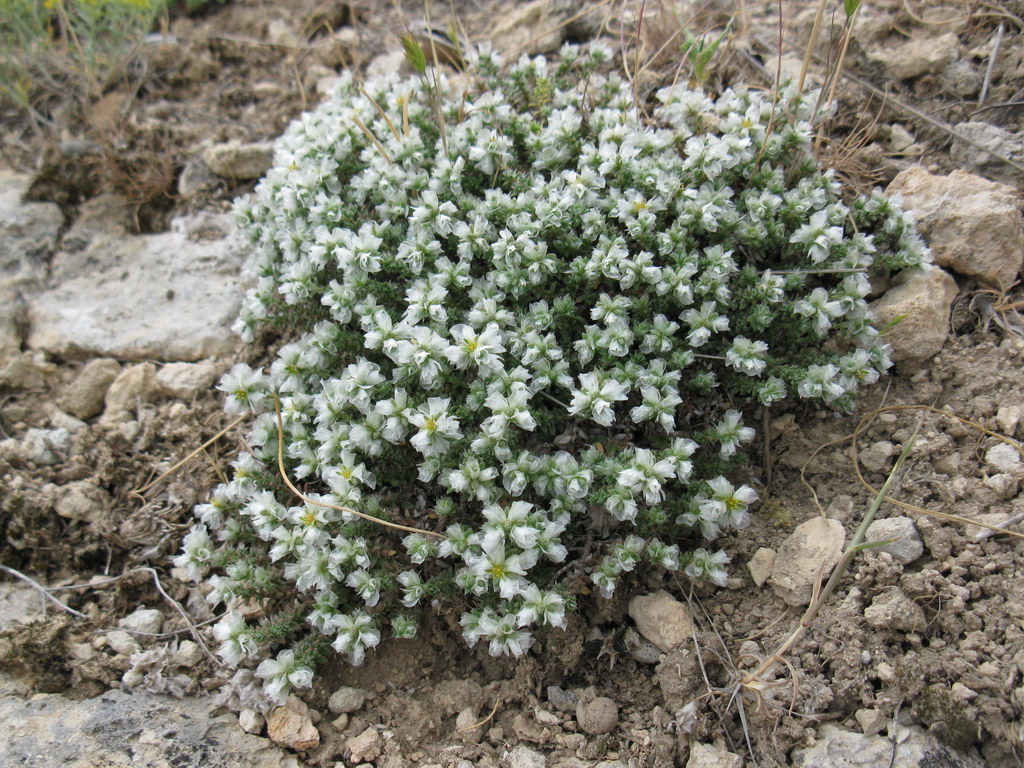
[979,22,1005,106]
[0,564,88,619]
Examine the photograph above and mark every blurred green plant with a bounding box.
[0,0,165,124]
[681,21,732,88]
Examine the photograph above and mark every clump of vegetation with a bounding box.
[175,43,928,705]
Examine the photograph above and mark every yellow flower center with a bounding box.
[301,511,318,526]
[424,417,437,432]
[726,496,742,511]
[488,563,507,580]
[465,339,479,352]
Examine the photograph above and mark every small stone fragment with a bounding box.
[203,141,273,180]
[156,360,223,401]
[546,685,578,713]
[870,32,956,80]
[238,708,265,734]
[174,640,202,667]
[950,121,1024,190]
[55,481,111,523]
[770,518,845,606]
[20,427,71,466]
[328,685,367,714]
[490,0,568,55]
[506,745,546,768]
[331,712,349,732]
[103,363,157,419]
[0,351,57,390]
[950,682,978,703]
[627,590,693,652]
[686,742,743,768]
[105,630,141,656]
[621,626,662,664]
[854,707,887,736]
[747,547,776,587]
[864,587,925,632]
[346,727,381,763]
[868,267,958,364]
[118,607,164,635]
[267,695,320,751]
[859,440,895,473]
[58,358,121,419]
[985,443,1021,474]
[996,405,1021,437]
[864,517,924,565]
[456,707,481,743]
[576,696,619,735]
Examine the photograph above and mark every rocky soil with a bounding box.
[1,1,1023,767]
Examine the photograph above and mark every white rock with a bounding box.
[859,440,896,473]
[174,640,203,667]
[55,481,112,523]
[118,607,165,635]
[0,351,57,390]
[887,167,1023,291]
[27,213,246,362]
[985,442,1021,474]
[870,32,957,80]
[747,548,776,587]
[328,686,367,714]
[983,473,1019,500]
[105,629,142,656]
[506,744,547,768]
[864,587,925,632]
[203,141,273,180]
[869,267,958,363]
[854,707,887,736]
[864,517,924,564]
[156,360,224,400]
[267,695,319,751]
[239,707,265,734]
[20,427,71,466]
[792,723,986,767]
[996,405,1021,437]
[686,742,743,768]
[103,363,158,420]
[770,517,845,606]
[490,0,569,55]
[950,121,1024,190]
[627,590,693,652]
[58,358,121,419]
[0,171,63,292]
[456,707,480,743]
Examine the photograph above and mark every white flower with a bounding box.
[255,649,314,704]
[714,410,755,458]
[568,372,628,426]
[218,364,268,415]
[793,287,844,336]
[516,584,567,629]
[331,611,380,666]
[725,337,768,376]
[617,448,677,505]
[629,385,683,432]
[446,323,506,372]
[213,610,257,667]
[682,301,729,347]
[408,397,463,457]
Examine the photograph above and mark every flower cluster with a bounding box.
[175,43,928,703]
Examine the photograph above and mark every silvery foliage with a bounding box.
[175,43,928,703]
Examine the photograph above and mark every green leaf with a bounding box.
[844,0,861,17]
[400,34,427,75]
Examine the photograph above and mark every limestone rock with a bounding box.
[267,695,320,751]
[747,547,776,587]
[0,688,298,768]
[0,350,57,390]
[103,363,157,420]
[870,33,957,80]
[887,167,1023,290]
[507,745,547,768]
[996,405,1021,437]
[0,171,63,292]
[27,213,246,362]
[239,708,266,735]
[118,607,165,635]
[346,726,382,763]
[328,685,367,714]
[546,685,578,713]
[627,590,693,652]
[864,517,924,565]
[490,0,571,55]
[0,289,25,363]
[105,629,142,656]
[950,121,1024,190]
[55,480,112,523]
[869,267,958,363]
[985,442,1021,474]
[792,723,985,767]
[19,427,71,466]
[156,360,223,401]
[59,358,121,419]
[770,517,845,606]
[622,626,662,664]
[686,742,743,768]
[858,440,895,473]
[204,141,273,180]
[576,695,619,735]
[864,587,926,632]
